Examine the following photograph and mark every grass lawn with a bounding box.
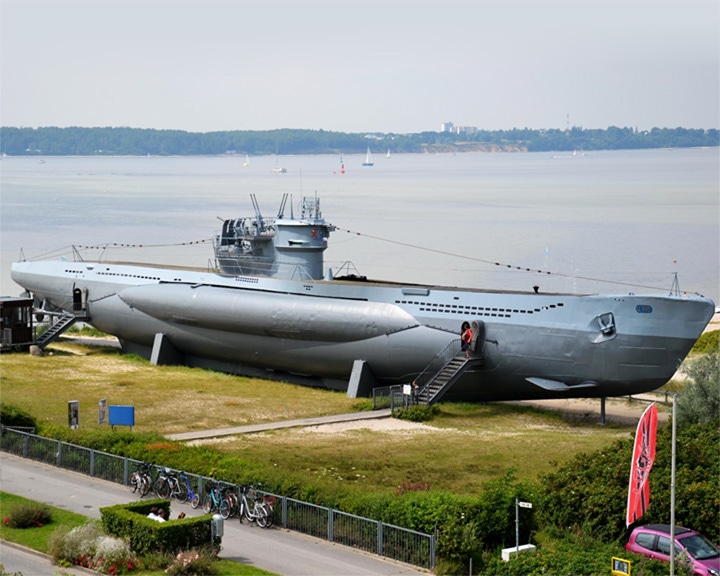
[0,492,88,553]
[0,340,648,496]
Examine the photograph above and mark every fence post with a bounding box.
[377,521,383,557]
[281,496,287,528]
[23,434,29,458]
[431,529,437,568]
[90,450,95,477]
[56,440,62,467]
[123,458,129,486]
[328,508,334,542]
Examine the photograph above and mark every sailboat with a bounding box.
[271,145,287,173]
[243,153,250,167]
[362,147,374,166]
[386,149,391,159]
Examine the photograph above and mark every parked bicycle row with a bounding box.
[128,462,274,528]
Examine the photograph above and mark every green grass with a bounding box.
[0,492,88,553]
[1,341,644,495]
[0,341,366,434]
[203,401,636,494]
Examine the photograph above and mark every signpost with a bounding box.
[98,398,107,425]
[515,498,533,555]
[108,405,135,430]
[611,557,632,576]
[68,400,79,429]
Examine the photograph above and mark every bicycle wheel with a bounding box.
[190,493,200,509]
[156,479,171,499]
[255,505,269,528]
[264,505,275,527]
[219,500,231,519]
[175,481,188,503]
[127,474,138,494]
[239,501,251,524]
[225,494,238,518]
[202,495,213,514]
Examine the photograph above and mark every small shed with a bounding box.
[1,296,34,351]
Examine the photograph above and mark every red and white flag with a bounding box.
[626,403,658,527]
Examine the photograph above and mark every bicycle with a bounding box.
[153,467,184,500]
[127,462,153,497]
[202,481,231,518]
[179,472,200,509]
[223,487,239,518]
[238,485,271,528]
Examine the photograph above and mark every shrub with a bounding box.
[539,419,720,543]
[479,531,670,576]
[49,521,136,575]
[3,503,51,529]
[164,548,218,576]
[392,404,439,422]
[678,350,720,427]
[690,329,718,355]
[0,403,37,429]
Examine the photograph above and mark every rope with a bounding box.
[25,230,675,293]
[332,226,672,293]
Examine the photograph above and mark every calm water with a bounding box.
[1,148,718,303]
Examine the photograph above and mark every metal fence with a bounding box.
[372,385,412,410]
[0,427,435,569]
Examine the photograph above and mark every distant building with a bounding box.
[440,122,478,135]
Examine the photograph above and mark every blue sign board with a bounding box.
[108,405,135,427]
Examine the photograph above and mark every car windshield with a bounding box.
[680,534,720,561]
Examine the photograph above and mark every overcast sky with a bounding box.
[1,0,718,134]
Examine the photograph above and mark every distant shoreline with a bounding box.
[2,125,717,157]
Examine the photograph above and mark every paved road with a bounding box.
[0,453,426,576]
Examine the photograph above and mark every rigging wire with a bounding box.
[23,229,677,294]
[333,226,675,293]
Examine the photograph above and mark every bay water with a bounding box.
[1,147,718,304]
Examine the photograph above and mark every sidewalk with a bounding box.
[167,408,392,441]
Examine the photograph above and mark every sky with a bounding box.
[1,0,718,134]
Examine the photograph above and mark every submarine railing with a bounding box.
[414,339,465,404]
[0,427,436,570]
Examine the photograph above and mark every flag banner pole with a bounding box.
[626,403,658,527]
[670,395,677,576]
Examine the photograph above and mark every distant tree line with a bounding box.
[1,125,717,156]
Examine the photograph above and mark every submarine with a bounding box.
[10,194,715,403]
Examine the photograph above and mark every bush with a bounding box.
[392,404,439,422]
[164,548,218,575]
[539,419,720,543]
[3,503,51,529]
[479,530,670,576]
[690,330,718,355]
[48,521,137,575]
[678,350,720,426]
[0,403,37,429]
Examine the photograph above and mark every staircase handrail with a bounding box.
[414,338,463,391]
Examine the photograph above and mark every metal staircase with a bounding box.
[34,313,79,349]
[416,354,469,405]
[415,321,486,406]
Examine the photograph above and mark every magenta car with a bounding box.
[626,524,720,576]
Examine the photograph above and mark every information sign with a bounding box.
[68,400,79,429]
[611,557,631,576]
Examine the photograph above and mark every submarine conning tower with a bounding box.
[273,196,334,280]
